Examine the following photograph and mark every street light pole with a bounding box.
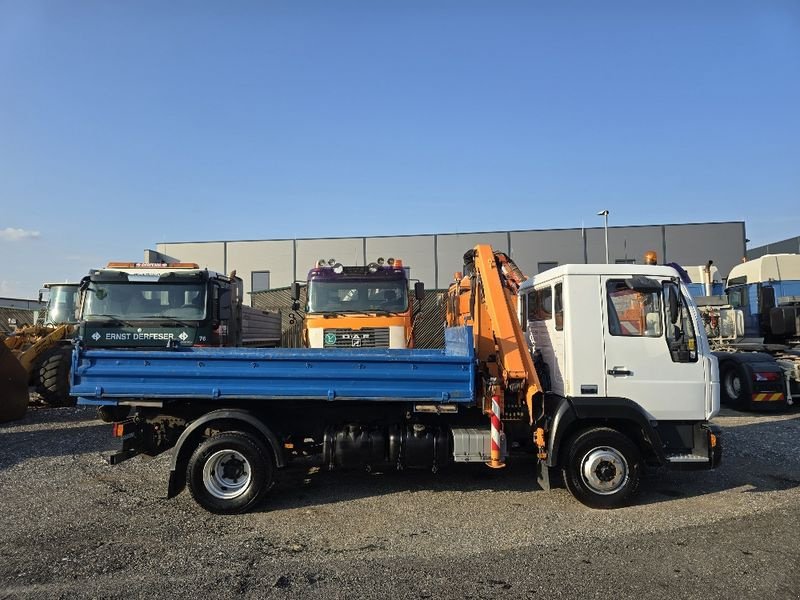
[597,210,609,264]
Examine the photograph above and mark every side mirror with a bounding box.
[291,282,301,301]
[668,287,680,324]
[414,281,425,301]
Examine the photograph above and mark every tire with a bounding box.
[35,347,74,407]
[96,406,132,423]
[720,362,751,410]
[186,431,273,514]
[561,427,641,509]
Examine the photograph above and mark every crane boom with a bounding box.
[446,244,544,460]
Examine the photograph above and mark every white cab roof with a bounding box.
[682,265,721,284]
[727,254,800,284]
[521,264,682,290]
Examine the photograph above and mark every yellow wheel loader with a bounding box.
[0,284,79,423]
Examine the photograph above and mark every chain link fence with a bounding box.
[251,287,448,348]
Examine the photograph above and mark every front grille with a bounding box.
[323,327,390,348]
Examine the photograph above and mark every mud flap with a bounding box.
[537,459,552,491]
[0,342,29,423]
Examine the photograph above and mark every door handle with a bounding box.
[607,368,633,376]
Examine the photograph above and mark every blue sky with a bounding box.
[1,1,798,298]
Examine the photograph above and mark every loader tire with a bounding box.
[0,341,29,423]
[35,347,74,407]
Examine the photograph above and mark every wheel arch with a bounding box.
[545,396,666,468]
[167,409,286,499]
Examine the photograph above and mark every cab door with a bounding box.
[602,277,706,421]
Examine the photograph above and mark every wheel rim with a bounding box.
[202,449,252,500]
[580,446,629,495]
[724,370,741,400]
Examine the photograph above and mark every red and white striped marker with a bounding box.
[487,393,506,468]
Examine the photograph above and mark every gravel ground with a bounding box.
[1,405,799,599]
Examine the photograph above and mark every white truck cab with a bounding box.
[519,264,721,495]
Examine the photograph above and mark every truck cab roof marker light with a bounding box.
[106,262,200,269]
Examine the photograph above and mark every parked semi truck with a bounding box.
[684,254,800,410]
[0,283,80,422]
[292,257,424,348]
[71,246,720,513]
[80,262,281,349]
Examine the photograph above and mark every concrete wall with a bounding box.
[156,242,225,274]
[155,221,747,295]
[510,229,586,276]
[436,232,509,288]
[585,225,664,265]
[366,235,436,286]
[663,222,746,278]
[227,240,295,297]
[295,238,364,276]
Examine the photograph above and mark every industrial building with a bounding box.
[0,297,42,334]
[150,221,747,300]
[747,235,800,260]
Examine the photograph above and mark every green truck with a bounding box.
[80,262,281,350]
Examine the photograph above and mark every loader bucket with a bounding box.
[0,342,29,423]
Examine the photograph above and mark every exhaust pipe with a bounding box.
[703,260,714,297]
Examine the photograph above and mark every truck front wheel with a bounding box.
[187,431,273,514]
[562,427,641,509]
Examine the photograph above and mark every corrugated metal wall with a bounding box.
[748,235,800,260]
[252,287,448,349]
[0,308,36,335]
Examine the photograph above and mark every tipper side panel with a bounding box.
[72,326,475,404]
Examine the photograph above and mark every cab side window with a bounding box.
[664,282,698,362]
[606,280,662,337]
[527,286,553,322]
[728,286,747,309]
[554,283,564,331]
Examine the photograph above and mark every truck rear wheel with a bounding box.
[187,431,273,514]
[720,362,751,410]
[35,347,74,407]
[562,427,641,509]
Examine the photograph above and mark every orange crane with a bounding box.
[446,245,545,466]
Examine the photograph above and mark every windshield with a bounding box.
[46,285,79,325]
[307,279,408,314]
[83,282,207,321]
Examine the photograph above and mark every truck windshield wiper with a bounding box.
[159,318,193,327]
[314,310,397,316]
[87,314,133,326]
